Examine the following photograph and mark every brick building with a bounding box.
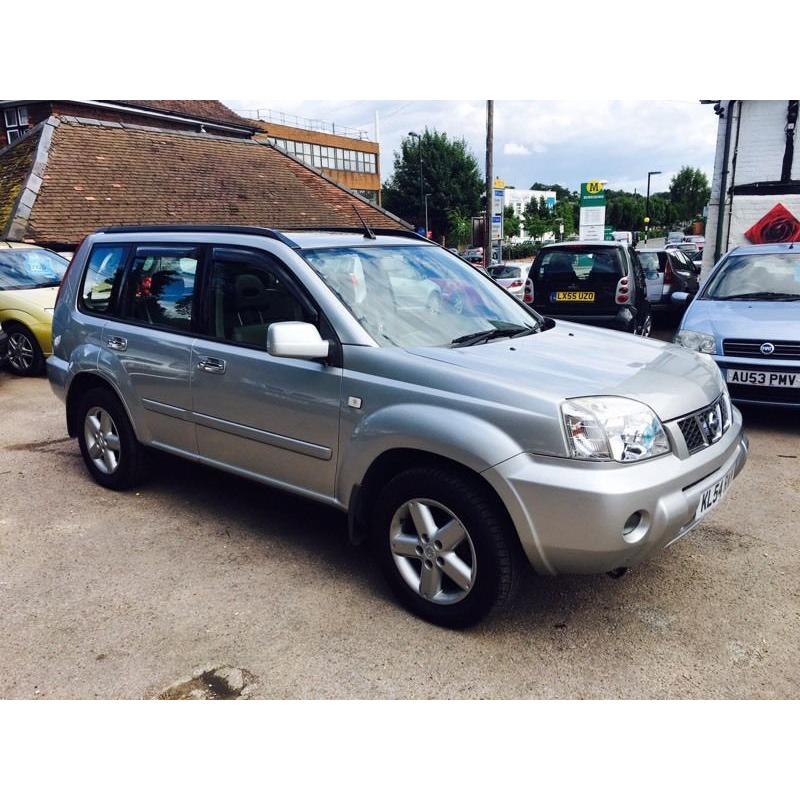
[704,100,800,274]
[243,109,381,205]
[0,101,408,249]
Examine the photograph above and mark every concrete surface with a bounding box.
[1,370,798,699]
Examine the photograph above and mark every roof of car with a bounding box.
[728,242,800,256]
[0,241,41,250]
[540,240,626,249]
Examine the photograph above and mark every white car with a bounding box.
[488,264,526,300]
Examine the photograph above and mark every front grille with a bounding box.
[723,339,800,360]
[676,395,729,455]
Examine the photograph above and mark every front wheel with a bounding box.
[5,323,44,376]
[371,466,519,628]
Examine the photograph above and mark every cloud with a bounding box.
[504,142,531,156]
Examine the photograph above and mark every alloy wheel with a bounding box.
[8,332,34,372]
[389,498,477,605]
[84,406,122,475]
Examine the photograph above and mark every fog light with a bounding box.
[622,510,649,544]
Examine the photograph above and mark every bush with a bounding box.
[501,241,541,261]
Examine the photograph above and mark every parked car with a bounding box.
[487,263,525,301]
[666,231,685,246]
[0,242,69,375]
[49,226,747,627]
[684,235,705,251]
[527,240,652,336]
[674,242,800,407]
[638,247,701,315]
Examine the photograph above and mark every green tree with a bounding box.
[447,209,471,249]
[382,129,483,240]
[503,204,521,239]
[669,167,710,222]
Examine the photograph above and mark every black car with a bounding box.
[526,241,652,336]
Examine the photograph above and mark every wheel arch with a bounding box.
[347,447,519,552]
[65,371,136,439]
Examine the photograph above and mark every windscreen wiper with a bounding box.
[451,325,535,348]
[718,291,800,301]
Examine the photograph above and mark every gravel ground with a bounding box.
[1,370,798,699]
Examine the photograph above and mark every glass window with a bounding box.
[638,251,663,275]
[80,245,128,315]
[0,248,68,291]
[4,108,17,127]
[208,247,314,349]
[125,246,198,332]
[17,107,29,125]
[304,245,540,348]
[3,105,28,141]
[534,246,624,289]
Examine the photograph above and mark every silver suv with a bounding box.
[48,226,748,627]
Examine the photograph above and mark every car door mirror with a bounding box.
[267,321,330,360]
[671,291,690,305]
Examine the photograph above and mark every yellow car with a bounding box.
[0,242,69,376]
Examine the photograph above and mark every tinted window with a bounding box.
[125,246,198,332]
[81,245,128,315]
[535,247,624,287]
[0,248,68,291]
[208,247,313,349]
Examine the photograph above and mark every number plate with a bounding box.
[694,467,734,521]
[727,369,799,388]
[552,291,595,302]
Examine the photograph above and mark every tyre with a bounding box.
[5,323,44,376]
[76,386,147,490]
[371,465,519,628]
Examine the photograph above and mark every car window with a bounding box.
[488,265,521,280]
[535,247,625,286]
[123,246,199,332]
[704,252,800,300]
[638,252,662,276]
[304,244,538,348]
[80,245,128,315]
[0,248,68,291]
[208,247,314,349]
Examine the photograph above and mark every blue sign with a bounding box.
[546,196,556,209]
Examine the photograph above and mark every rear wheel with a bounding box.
[76,387,147,490]
[5,323,44,376]
[372,466,518,628]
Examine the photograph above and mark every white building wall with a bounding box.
[502,187,557,241]
[703,100,800,279]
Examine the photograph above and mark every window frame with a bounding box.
[77,243,134,321]
[196,245,342,363]
[3,105,28,142]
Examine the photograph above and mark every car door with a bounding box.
[190,245,342,499]
[639,252,664,303]
[96,242,201,455]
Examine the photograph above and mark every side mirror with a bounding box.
[671,291,690,305]
[267,321,330,360]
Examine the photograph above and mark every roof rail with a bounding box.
[280,226,427,241]
[96,225,299,247]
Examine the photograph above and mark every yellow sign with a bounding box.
[585,180,604,194]
[493,178,506,189]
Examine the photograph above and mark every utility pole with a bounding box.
[424,193,431,238]
[484,100,494,269]
[645,170,661,244]
[408,131,425,232]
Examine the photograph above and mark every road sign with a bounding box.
[491,214,503,241]
[579,180,607,240]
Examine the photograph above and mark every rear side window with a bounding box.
[638,251,663,276]
[80,245,128,315]
[535,247,624,286]
[124,246,199,332]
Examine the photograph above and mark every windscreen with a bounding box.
[488,265,522,280]
[704,252,800,300]
[0,248,68,291]
[303,245,539,348]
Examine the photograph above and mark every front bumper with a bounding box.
[483,408,748,575]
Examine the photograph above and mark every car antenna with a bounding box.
[352,204,376,240]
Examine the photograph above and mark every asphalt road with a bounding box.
[1,370,798,699]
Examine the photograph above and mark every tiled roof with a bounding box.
[2,117,408,247]
[0,128,41,236]
[114,101,253,129]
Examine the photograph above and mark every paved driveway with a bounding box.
[1,371,798,698]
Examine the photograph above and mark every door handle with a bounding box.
[105,335,127,351]
[196,356,226,374]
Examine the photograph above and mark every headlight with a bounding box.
[562,396,671,462]
[673,329,716,354]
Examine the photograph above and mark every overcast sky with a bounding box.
[225,100,718,195]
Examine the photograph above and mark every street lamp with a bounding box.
[408,131,425,232]
[645,170,661,244]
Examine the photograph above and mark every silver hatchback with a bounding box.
[48,226,748,627]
